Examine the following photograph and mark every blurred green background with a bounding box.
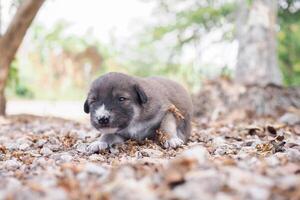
[3,0,300,101]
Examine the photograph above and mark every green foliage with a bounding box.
[7,59,34,98]
[7,21,107,100]
[278,0,300,86]
[118,0,236,91]
[153,4,234,39]
[8,0,300,102]
[150,0,235,57]
[32,21,100,60]
[246,0,253,6]
[141,0,300,86]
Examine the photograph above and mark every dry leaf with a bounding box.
[168,104,185,120]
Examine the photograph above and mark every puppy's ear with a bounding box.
[134,84,148,104]
[84,99,90,113]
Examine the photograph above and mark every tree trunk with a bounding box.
[235,0,282,86]
[0,0,2,35]
[0,0,45,115]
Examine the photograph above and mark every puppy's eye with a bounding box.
[118,97,126,102]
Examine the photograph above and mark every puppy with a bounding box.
[84,72,193,153]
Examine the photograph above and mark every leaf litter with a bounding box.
[0,80,300,200]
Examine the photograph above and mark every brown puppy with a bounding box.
[84,72,193,153]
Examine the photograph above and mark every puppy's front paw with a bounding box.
[163,137,184,149]
[87,141,108,154]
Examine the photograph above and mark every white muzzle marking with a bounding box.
[95,104,110,118]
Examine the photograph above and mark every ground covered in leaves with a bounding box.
[1,81,300,200]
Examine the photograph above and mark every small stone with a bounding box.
[88,154,106,162]
[47,144,60,151]
[106,178,157,200]
[140,149,164,158]
[19,143,30,151]
[276,175,300,190]
[279,113,300,125]
[180,145,210,164]
[110,147,119,154]
[45,188,68,200]
[216,193,234,200]
[36,139,47,147]
[49,137,60,145]
[214,144,237,156]
[214,146,227,156]
[60,154,73,162]
[5,143,18,151]
[4,177,22,190]
[265,156,280,167]
[29,150,42,157]
[294,125,300,135]
[84,163,106,175]
[77,172,88,181]
[245,186,270,200]
[286,149,300,162]
[40,147,53,156]
[135,151,143,159]
[16,137,31,144]
[34,157,47,165]
[76,143,87,153]
[286,143,299,148]
[4,159,21,170]
[243,140,254,146]
[75,130,87,140]
[213,137,226,146]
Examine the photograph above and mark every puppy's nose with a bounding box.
[97,116,110,125]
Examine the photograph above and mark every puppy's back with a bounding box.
[145,76,193,118]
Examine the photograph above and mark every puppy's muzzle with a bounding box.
[96,116,110,125]
[94,104,112,127]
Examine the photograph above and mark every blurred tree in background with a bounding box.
[142,0,300,86]
[278,0,300,86]
[1,0,300,116]
[149,0,235,62]
[235,0,282,86]
[19,22,104,100]
[125,0,235,89]
[0,0,45,115]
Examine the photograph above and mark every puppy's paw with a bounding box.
[87,141,108,154]
[163,137,183,149]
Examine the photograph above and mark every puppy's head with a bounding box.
[84,72,147,133]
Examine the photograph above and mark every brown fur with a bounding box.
[85,72,193,152]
